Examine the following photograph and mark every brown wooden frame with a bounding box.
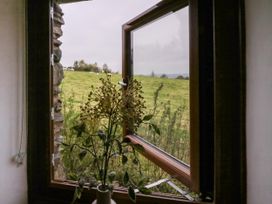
[122,0,211,194]
[122,0,193,187]
[27,0,246,203]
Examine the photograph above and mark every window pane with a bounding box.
[132,7,190,164]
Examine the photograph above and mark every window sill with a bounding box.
[51,180,208,204]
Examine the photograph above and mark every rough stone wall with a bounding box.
[53,2,65,180]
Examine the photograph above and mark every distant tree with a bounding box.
[176,75,184,80]
[72,60,111,73]
[73,60,79,69]
[79,59,86,68]
[93,65,100,73]
[151,71,155,77]
[102,63,111,73]
[176,75,189,80]
[73,60,89,71]
[160,74,168,78]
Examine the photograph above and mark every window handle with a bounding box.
[118,81,127,87]
[51,107,54,120]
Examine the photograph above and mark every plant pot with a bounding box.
[91,185,116,204]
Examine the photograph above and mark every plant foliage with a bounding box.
[63,75,156,203]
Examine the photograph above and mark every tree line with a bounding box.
[71,60,113,73]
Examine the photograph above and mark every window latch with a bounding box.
[50,7,54,20]
[118,80,127,87]
[51,54,54,66]
[134,177,194,201]
[51,153,55,167]
[51,153,60,167]
[51,107,54,120]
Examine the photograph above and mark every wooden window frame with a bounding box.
[122,0,201,192]
[27,0,246,203]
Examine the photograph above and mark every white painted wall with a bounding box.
[246,0,272,203]
[0,0,27,203]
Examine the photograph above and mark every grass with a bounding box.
[60,71,190,194]
[61,71,189,115]
[134,75,189,114]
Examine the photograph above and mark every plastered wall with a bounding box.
[246,0,272,203]
[0,0,27,203]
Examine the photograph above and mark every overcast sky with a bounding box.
[60,0,189,75]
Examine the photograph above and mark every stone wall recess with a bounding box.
[52,2,65,180]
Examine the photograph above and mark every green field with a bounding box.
[60,71,190,194]
[61,71,189,116]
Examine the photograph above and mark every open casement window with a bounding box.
[27,0,246,203]
[122,0,212,194]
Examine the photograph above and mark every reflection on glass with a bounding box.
[133,7,190,164]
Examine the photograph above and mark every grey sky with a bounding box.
[133,7,189,76]
[60,0,189,75]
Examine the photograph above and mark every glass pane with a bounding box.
[132,7,190,164]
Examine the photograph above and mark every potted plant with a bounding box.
[64,75,155,204]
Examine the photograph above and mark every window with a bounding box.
[27,0,246,203]
[122,0,194,189]
[122,0,215,195]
